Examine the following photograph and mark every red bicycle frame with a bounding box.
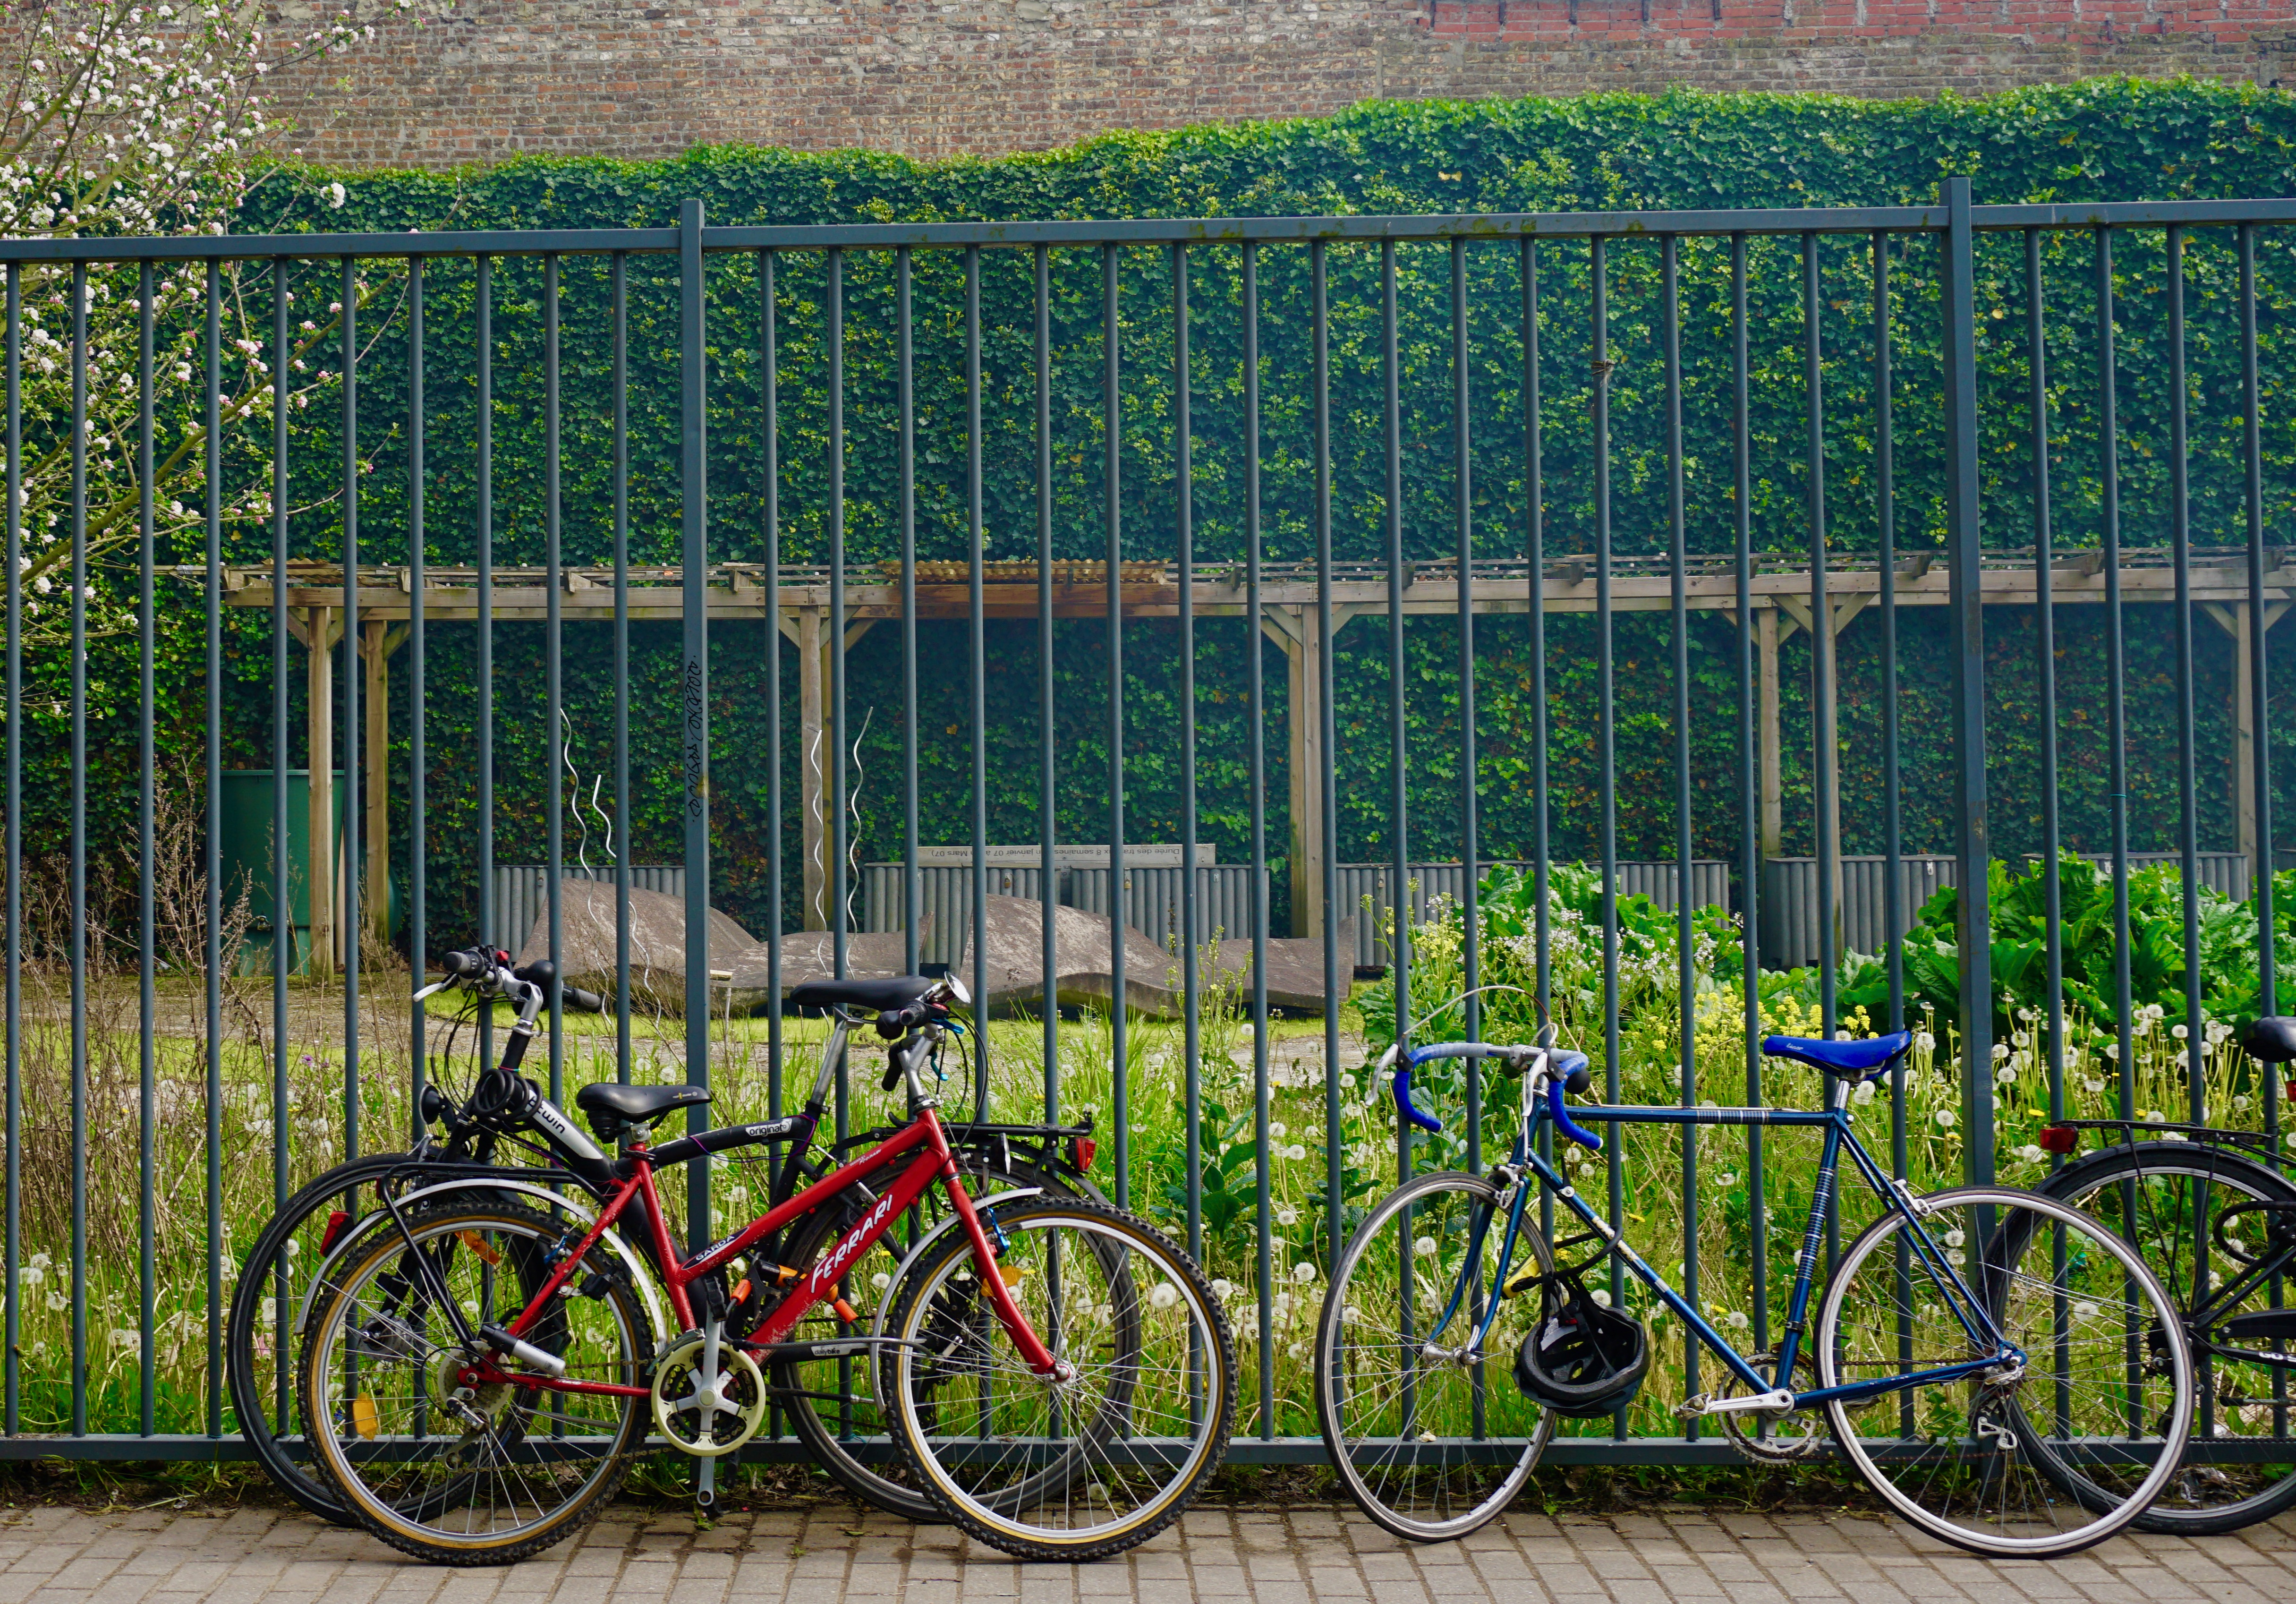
[459,1105,1061,1399]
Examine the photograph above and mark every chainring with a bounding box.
[650,1330,767,1459]
[1717,1353,1830,1465]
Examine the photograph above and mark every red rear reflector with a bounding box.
[2037,1126,2081,1156]
[318,1210,350,1255]
[1071,1136,1097,1172]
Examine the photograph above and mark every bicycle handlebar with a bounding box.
[1378,1040,1604,1152]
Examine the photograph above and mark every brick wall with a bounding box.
[263,0,2296,170]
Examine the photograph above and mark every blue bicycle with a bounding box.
[1312,1020,2196,1557]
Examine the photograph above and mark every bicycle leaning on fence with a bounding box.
[228,944,1104,1532]
[2015,1011,2296,1536]
[285,949,1234,1566]
[1312,1009,2197,1559]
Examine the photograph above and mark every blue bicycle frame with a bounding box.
[1408,1048,2025,1413]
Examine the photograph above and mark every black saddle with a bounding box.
[574,1081,713,1132]
[786,976,936,1014]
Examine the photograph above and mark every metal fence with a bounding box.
[3,186,2292,1464]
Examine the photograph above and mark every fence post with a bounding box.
[1939,176,1993,1186]
[681,197,713,1248]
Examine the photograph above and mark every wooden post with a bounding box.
[1758,606,1784,860]
[2204,600,2289,885]
[306,606,335,977]
[1262,606,1323,939]
[362,620,390,946]
[785,607,877,932]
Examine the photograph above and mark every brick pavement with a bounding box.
[0,1502,2289,1604]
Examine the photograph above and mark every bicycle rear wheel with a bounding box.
[2023,1141,2296,1534]
[883,1194,1233,1561]
[298,1201,653,1566]
[1816,1186,2194,1559]
[769,1155,1078,1520]
[1313,1170,1553,1543]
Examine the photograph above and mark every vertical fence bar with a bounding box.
[67,259,86,1434]
[268,262,291,1424]
[476,256,493,1066]
[1174,244,1200,1258]
[2027,232,2063,1141]
[1734,233,1767,1361]
[136,263,155,1434]
[680,200,712,1248]
[1941,178,1993,1185]
[408,261,426,1123]
[1805,235,1837,1045]
[2167,230,2204,1136]
[1452,237,1479,1164]
[754,252,773,1105]
[614,254,633,1085]
[898,247,918,974]
[339,258,358,1166]
[2097,228,2134,1120]
[1243,239,1273,1434]
[1105,242,1129,1207]
[965,247,988,1105]
[828,247,847,990]
[1524,238,1553,1244]
[1383,241,1410,1211]
[1664,234,1698,1426]
[2240,226,2278,1143]
[545,255,564,1101]
[1877,237,1902,1046]
[3,261,17,1436]
[1035,245,1056,1126]
[1314,239,1341,1277]
[1592,237,1624,1359]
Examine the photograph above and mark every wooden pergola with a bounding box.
[206,549,2293,963]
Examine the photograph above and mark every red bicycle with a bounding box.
[298,965,1234,1565]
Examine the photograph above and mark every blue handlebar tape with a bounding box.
[1392,1053,1444,1135]
[1548,1078,1604,1153]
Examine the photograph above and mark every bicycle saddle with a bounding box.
[786,976,937,1013]
[1760,1030,1912,1081]
[575,1081,714,1127]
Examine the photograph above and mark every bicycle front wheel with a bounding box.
[1816,1186,2194,1559]
[884,1194,1233,1561]
[1314,1170,1553,1543]
[298,1201,653,1566]
[2024,1141,2296,1534]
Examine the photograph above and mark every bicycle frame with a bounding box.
[1429,1068,2022,1412]
[448,1095,1061,1403]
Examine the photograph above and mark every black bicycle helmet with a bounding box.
[1514,1275,1650,1418]
[2241,1015,2296,1066]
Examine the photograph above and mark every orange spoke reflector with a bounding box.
[459,1230,503,1267]
[999,1263,1028,1287]
[351,1392,379,1440]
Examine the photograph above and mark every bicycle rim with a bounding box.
[1315,1170,1552,1543]
[2028,1144,2296,1534]
[887,1196,1233,1559]
[770,1159,1076,1520]
[1818,1186,2194,1559]
[299,1203,651,1564]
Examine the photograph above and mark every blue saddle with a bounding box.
[1760,1030,1913,1082]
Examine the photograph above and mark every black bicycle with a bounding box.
[2023,1014,2296,1535]
[227,942,1096,1527]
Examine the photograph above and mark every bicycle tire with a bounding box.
[884,1194,1234,1561]
[2022,1140,2296,1535]
[1314,1169,1554,1543]
[226,1153,440,1526]
[768,1154,1079,1520]
[298,1199,653,1566]
[1815,1185,2194,1560]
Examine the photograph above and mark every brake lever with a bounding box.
[413,978,453,1002]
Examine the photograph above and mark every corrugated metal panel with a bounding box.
[1761,857,1959,969]
[493,866,685,956]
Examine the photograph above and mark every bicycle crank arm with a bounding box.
[1678,1389,1795,1417]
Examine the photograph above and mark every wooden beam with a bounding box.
[1758,607,1782,861]
[2202,600,2292,873]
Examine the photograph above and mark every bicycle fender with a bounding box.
[292,1177,670,1348]
[865,1187,1047,1342]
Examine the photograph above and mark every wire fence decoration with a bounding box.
[1,184,2293,1461]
